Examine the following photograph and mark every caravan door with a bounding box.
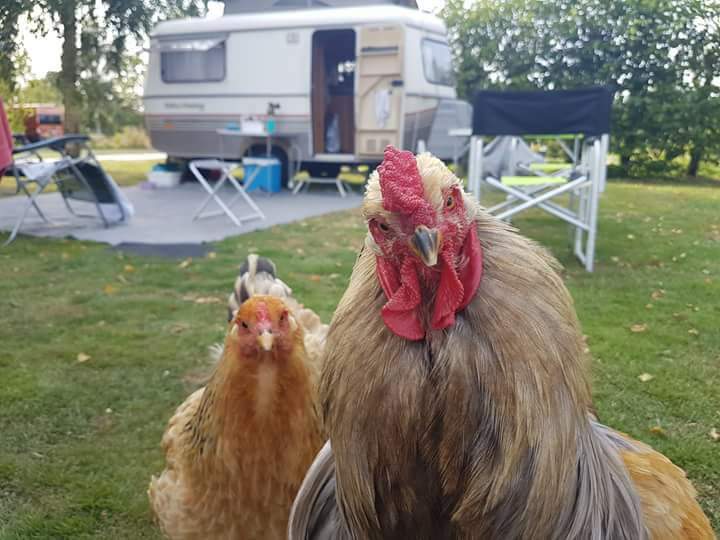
[355,25,404,158]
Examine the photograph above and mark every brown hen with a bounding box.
[149,296,323,539]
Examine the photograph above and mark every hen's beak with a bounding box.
[411,225,441,267]
[257,330,274,352]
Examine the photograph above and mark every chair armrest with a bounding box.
[12,134,91,155]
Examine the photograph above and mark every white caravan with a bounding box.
[143,1,471,183]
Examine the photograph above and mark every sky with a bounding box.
[22,0,445,79]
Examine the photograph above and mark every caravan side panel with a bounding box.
[144,28,313,159]
[402,27,468,160]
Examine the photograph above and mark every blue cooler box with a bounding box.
[243,157,281,193]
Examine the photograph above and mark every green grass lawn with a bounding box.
[1,179,718,537]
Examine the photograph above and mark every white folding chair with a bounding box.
[467,88,612,272]
[189,159,266,227]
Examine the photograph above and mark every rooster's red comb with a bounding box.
[377,146,434,225]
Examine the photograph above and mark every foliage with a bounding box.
[19,75,63,104]
[91,127,151,150]
[3,0,209,133]
[0,2,27,88]
[0,81,30,132]
[442,0,720,177]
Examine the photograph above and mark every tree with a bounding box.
[6,0,207,133]
[20,75,63,104]
[0,2,27,87]
[442,0,720,177]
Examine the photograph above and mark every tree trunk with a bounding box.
[59,0,81,134]
[687,146,703,178]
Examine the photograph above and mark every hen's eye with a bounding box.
[279,312,286,322]
[378,222,390,233]
[240,321,248,329]
[446,195,455,209]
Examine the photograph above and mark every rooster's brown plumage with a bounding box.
[289,149,714,539]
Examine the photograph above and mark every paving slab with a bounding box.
[0,183,363,247]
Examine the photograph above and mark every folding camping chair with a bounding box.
[0,99,130,245]
[467,87,612,272]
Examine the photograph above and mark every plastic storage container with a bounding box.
[243,157,281,193]
[148,164,182,188]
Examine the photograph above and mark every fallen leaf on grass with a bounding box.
[626,234,635,240]
[638,373,654,382]
[710,428,720,442]
[117,274,128,284]
[206,252,217,259]
[77,353,91,363]
[649,426,666,437]
[630,323,648,333]
[688,328,699,336]
[651,289,665,300]
[123,264,135,273]
[308,275,322,282]
[103,284,117,295]
[169,323,190,334]
[645,303,653,309]
[61,252,70,260]
[194,296,222,305]
[178,258,192,269]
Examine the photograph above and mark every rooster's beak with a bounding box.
[411,225,441,267]
[257,330,274,352]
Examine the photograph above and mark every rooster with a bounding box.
[289,147,715,539]
[149,295,324,539]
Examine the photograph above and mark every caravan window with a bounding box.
[421,39,455,86]
[159,38,226,83]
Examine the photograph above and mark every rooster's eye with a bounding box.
[240,321,248,329]
[446,195,455,209]
[378,222,390,233]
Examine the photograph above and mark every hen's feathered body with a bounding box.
[150,296,323,540]
[289,152,714,539]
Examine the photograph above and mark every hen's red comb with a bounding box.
[378,146,434,226]
[255,301,271,325]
